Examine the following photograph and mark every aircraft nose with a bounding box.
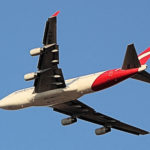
[0,91,33,110]
[0,97,20,110]
[0,99,10,110]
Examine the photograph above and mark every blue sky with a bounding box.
[0,0,149,150]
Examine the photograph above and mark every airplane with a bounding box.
[0,11,150,136]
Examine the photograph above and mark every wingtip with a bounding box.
[51,10,60,17]
[141,131,150,135]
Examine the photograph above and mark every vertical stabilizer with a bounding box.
[122,44,141,70]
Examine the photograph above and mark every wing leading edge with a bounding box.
[52,100,149,135]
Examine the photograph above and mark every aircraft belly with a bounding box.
[1,68,137,110]
[33,87,81,106]
[32,72,105,107]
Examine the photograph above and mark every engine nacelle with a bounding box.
[95,127,111,135]
[61,117,77,126]
[24,72,37,81]
[30,47,43,56]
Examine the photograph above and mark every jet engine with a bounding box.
[95,127,111,135]
[61,117,77,126]
[30,47,43,56]
[24,72,37,81]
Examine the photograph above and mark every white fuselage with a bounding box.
[0,72,103,110]
[0,65,145,110]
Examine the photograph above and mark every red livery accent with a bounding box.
[51,10,60,17]
[138,47,150,65]
[92,68,138,91]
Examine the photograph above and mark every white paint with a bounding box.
[138,65,147,72]
[0,87,34,110]
[138,51,150,60]
[0,71,104,110]
[30,47,43,56]
[24,72,37,81]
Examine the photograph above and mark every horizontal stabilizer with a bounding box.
[131,70,150,83]
[122,44,141,70]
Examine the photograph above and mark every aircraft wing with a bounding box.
[53,100,149,135]
[34,11,66,93]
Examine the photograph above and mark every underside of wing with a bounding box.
[43,11,58,45]
[34,43,66,93]
[25,11,66,93]
[52,100,149,135]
